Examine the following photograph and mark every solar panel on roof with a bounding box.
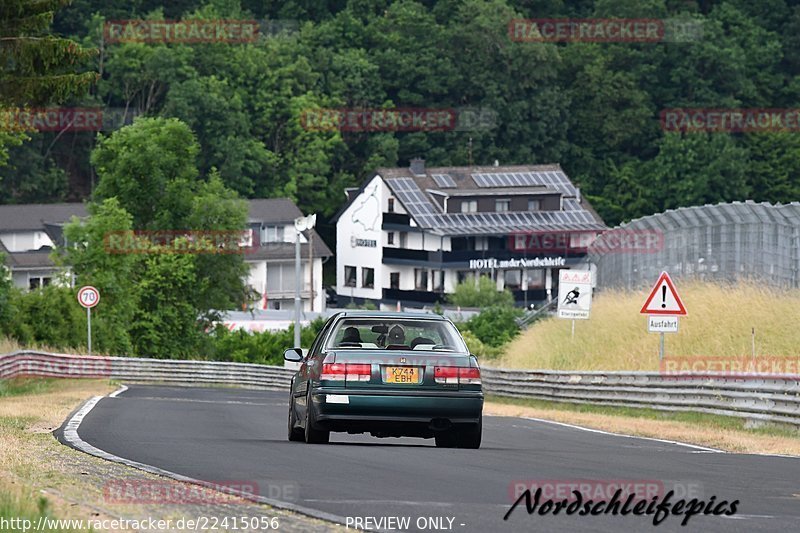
[385,176,604,234]
[431,174,456,188]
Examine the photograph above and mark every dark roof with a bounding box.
[376,163,568,193]
[6,248,57,269]
[0,198,332,260]
[0,203,87,232]
[248,198,303,224]
[334,164,606,235]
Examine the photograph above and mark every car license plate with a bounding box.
[385,366,420,384]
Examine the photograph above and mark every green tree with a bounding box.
[7,285,87,349]
[184,172,250,321]
[83,117,249,357]
[91,117,199,229]
[0,0,97,166]
[741,133,800,203]
[644,133,750,212]
[130,251,201,358]
[60,197,137,354]
[0,0,97,105]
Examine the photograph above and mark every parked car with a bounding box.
[285,311,483,448]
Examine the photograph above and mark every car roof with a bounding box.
[335,310,448,320]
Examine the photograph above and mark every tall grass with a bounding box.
[0,490,89,533]
[499,281,800,370]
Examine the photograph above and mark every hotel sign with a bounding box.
[351,237,377,248]
[469,257,566,269]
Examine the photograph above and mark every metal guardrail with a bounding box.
[481,368,800,427]
[0,351,295,390]
[2,351,800,427]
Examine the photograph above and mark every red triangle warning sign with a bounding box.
[640,271,687,315]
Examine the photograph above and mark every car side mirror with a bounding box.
[284,348,303,362]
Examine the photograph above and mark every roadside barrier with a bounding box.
[2,351,799,427]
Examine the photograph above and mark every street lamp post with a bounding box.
[293,214,316,349]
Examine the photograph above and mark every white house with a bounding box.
[0,199,331,312]
[333,159,606,307]
[244,199,331,312]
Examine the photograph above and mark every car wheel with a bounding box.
[457,415,482,449]
[304,390,330,444]
[287,394,304,442]
[434,431,459,448]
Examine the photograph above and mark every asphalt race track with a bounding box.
[64,385,800,532]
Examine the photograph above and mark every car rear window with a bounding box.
[326,318,469,353]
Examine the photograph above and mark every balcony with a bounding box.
[382,288,444,304]
[382,212,411,226]
[382,247,431,262]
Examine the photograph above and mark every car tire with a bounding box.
[287,394,304,442]
[304,390,330,444]
[434,431,459,448]
[457,415,482,449]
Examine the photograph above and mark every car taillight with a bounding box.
[321,363,371,382]
[459,367,481,385]
[434,366,481,385]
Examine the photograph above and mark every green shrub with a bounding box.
[205,317,327,365]
[461,330,504,359]
[463,306,523,347]
[7,286,86,350]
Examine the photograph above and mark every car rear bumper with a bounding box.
[310,387,483,435]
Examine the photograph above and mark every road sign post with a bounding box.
[77,286,100,355]
[557,270,593,341]
[640,272,686,360]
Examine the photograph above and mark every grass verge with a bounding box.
[0,377,338,533]
[485,394,800,455]
[0,490,87,532]
[500,281,800,370]
[0,378,114,531]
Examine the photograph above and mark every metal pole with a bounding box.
[309,231,314,312]
[659,332,664,361]
[87,307,92,356]
[294,228,301,349]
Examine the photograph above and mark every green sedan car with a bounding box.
[285,311,483,448]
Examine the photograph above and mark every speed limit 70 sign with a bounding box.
[77,286,100,308]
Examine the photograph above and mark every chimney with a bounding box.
[576,187,581,204]
[493,159,499,167]
[409,158,426,176]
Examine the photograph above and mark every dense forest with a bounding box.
[4,0,800,229]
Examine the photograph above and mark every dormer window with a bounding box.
[528,199,541,211]
[460,200,477,213]
[261,225,284,244]
[496,199,510,212]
